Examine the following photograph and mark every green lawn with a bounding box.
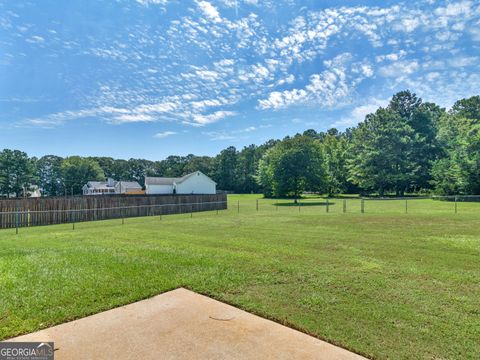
[1,195,479,359]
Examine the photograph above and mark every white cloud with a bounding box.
[153,131,176,138]
[25,108,101,127]
[379,60,419,78]
[203,125,258,140]
[331,98,389,128]
[399,17,421,32]
[360,64,374,77]
[276,74,295,86]
[258,53,355,110]
[136,0,169,6]
[252,64,269,80]
[258,89,307,110]
[375,50,407,62]
[197,1,222,23]
[134,102,179,114]
[448,56,478,67]
[203,131,234,141]
[26,35,44,43]
[220,0,258,7]
[191,110,237,125]
[434,1,472,16]
[191,99,223,109]
[214,59,235,67]
[195,69,220,81]
[14,0,480,135]
[113,114,155,123]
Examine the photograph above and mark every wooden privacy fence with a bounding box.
[0,194,227,229]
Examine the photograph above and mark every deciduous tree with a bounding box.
[0,149,37,197]
[37,155,64,196]
[257,136,327,200]
[60,156,104,195]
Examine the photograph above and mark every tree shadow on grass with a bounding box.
[274,201,334,207]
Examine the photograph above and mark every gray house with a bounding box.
[115,181,143,194]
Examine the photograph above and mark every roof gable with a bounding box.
[177,171,216,185]
[145,171,216,186]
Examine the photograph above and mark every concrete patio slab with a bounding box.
[7,288,368,360]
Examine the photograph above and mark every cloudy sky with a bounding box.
[0,0,479,159]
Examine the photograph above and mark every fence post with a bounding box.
[122,207,125,225]
[454,196,457,214]
[72,210,75,230]
[191,204,193,218]
[237,200,240,213]
[256,199,258,211]
[343,199,346,213]
[405,199,408,214]
[326,198,329,213]
[361,199,365,213]
[15,201,19,235]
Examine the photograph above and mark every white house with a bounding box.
[145,171,216,195]
[82,178,116,195]
[29,185,42,198]
[82,178,142,195]
[1,185,42,198]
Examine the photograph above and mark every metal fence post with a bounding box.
[122,207,125,225]
[191,204,193,218]
[256,199,258,211]
[455,196,458,214]
[326,198,329,213]
[72,210,75,230]
[361,199,365,213]
[237,200,240,213]
[343,199,346,213]
[405,199,408,214]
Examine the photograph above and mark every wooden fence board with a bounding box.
[0,194,227,229]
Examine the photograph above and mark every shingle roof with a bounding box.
[145,171,216,186]
[86,181,110,189]
[116,181,142,188]
[144,177,179,186]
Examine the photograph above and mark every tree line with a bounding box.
[0,91,479,198]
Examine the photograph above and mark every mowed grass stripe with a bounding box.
[0,195,479,360]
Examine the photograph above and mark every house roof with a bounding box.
[145,171,216,186]
[86,180,141,190]
[115,181,142,188]
[86,181,111,189]
[144,177,179,186]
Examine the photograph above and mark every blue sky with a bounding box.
[0,0,479,160]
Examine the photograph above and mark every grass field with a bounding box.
[0,194,479,359]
